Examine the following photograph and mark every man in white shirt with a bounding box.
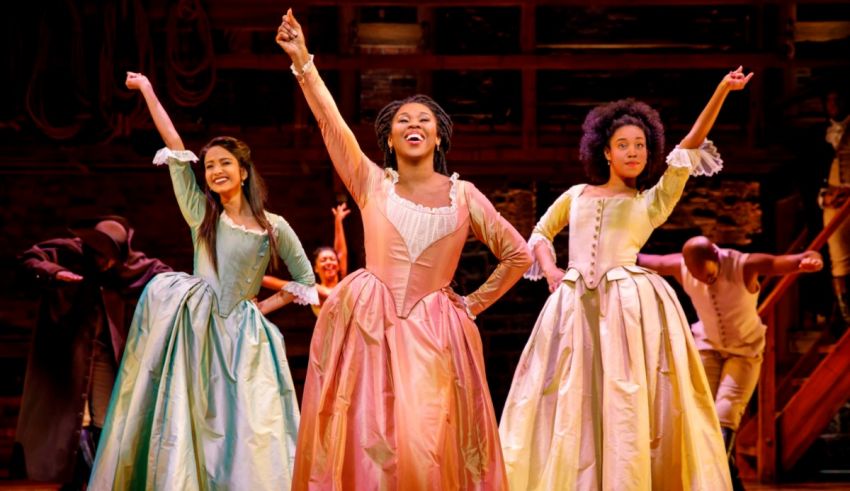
[638,236,822,490]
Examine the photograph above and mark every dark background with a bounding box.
[1,0,849,479]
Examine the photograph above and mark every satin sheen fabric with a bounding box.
[292,66,531,490]
[89,153,317,490]
[500,161,732,490]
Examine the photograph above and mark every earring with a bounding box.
[242,180,246,187]
[606,160,611,166]
[389,146,394,154]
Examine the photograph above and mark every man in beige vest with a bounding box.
[638,236,822,490]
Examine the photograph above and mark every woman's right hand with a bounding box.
[275,9,310,67]
[332,203,351,223]
[544,267,565,293]
[125,71,151,92]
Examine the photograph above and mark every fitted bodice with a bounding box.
[156,148,318,316]
[193,214,273,315]
[566,190,659,288]
[525,142,723,288]
[362,171,471,318]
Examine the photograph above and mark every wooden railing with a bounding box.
[754,193,850,481]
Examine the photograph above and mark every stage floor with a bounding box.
[0,480,848,490]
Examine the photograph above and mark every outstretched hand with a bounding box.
[125,72,151,91]
[275,8,310,65]
[799,251,824,272]
[722,66,754,91]
[56,270,84,283]
[332,203,351,222]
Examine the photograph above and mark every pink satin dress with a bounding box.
[292,65,532,490]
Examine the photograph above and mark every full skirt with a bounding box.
[292,269,508,490]
[89,272,300,490]
[499,268,731,491]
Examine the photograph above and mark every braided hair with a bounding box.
[374,94,453,176]
[579,98,665,190]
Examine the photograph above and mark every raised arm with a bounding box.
[679,66,753,149]
[636,252,684,283]
[276,9,378,207]
[126,72,205,227]
[332,203,350,277]
[126,72,184,150]
[462,182,533,316]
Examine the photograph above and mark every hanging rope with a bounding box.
[98,0,155,142]
[165,0,216,107]
[25,0,87,140]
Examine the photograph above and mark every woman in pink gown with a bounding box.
[276,10,532,490]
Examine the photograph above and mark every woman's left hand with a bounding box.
[442,287,475,320]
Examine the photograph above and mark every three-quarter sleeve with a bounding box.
[645,139,723,228]
[270,214,319,306]
[296,66,381,208]
[153,148,205,228]
[464,182,533,316]
[525,186,576,280]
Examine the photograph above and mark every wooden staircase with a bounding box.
[738,328,850,475]
[738,196,850,482]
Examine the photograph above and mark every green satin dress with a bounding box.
[89,148,318,490]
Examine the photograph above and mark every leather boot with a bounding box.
[721,426,746,491]
[833,275,850,325]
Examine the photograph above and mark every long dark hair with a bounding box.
[579,98,666,190]
[374,94,453,176]
[197,136,279,273]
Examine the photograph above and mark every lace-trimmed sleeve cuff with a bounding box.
[665,139,722,177]
[153,147,199,166]
[524,232,556,281]
[283,281,320,306]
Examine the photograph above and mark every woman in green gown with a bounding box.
[88,72,318,490]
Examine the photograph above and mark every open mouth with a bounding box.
[405,133,424,143]
[213,176,229,185]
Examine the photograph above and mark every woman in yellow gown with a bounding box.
[499,68,753,490]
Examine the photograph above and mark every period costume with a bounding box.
[499,143,732,490]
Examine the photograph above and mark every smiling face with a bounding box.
[204,145,247,196]
[388,102,440,163]
[314,249,340,283]
[603,125,648,183]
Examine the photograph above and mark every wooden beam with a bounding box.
[757,307,778,482]
[215,53,793,72]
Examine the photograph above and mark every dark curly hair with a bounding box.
[579,98,665,190]
[374,94,453,176]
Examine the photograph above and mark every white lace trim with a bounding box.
[385,169,460,262]
[665,139,723,177]
[283,281,320,306]
[386,168,459,214]
[153,147,199,166]
[219,212,271,236]
[524,233,556,281]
